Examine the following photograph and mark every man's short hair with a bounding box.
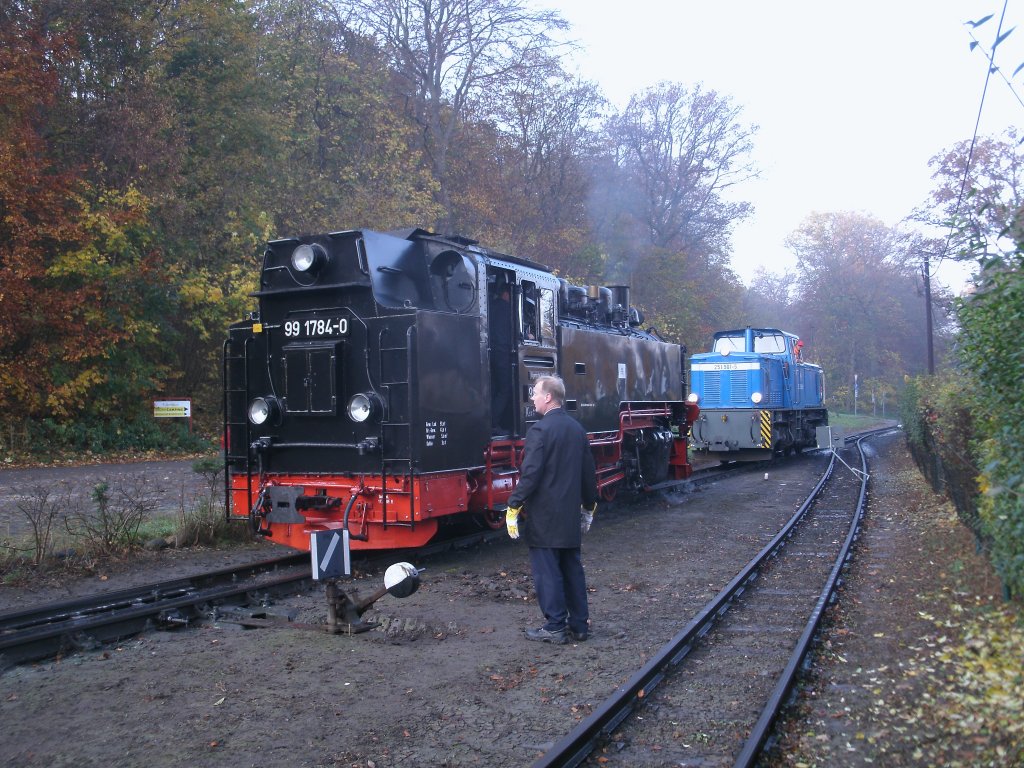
[535,375,565,404]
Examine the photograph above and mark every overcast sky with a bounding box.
[550,0,1023,292]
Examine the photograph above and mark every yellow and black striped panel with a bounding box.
[758,410,772,447]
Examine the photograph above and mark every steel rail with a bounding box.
[731,431,881,767]
[0,523,532,671]
[533,448,840,768]
[0,554,307,633]
[535,427,896,768]
[0,555,311,669]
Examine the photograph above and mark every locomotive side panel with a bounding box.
[234,313,421,476]
[413,310,489,471]
[794,362,826,409]
[557,326,683,434]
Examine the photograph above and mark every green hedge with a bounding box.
[900,374,981,538]
[904,263,1024,599]
[1,414,213,459]
[957,267,1024,598]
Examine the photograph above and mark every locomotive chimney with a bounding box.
[608,285,630,327]
[608,285,630,313]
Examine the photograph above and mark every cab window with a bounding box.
[539,288,555,344]
[520,281,540,343]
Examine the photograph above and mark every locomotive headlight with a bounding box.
[687,392,700,404]
[347,393,383,423]
[248,396,280,425]
[751,391,764,404]
[291,243,328,273]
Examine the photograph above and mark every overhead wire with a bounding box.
[942,0,1012,263]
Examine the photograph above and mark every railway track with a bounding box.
[0,457,744,672]
[534,430,891,767]
[0,430,879,680]
[0,554,311,670]
[0,511,602,671]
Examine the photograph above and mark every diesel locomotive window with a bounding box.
[754,334,787,353]
[713,334,745,354]
[713,332,787,355]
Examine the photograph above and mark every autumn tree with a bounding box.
[349,0,569,232]
[786,212,944,408]
[0,5,78,423]
[251,0,441,236]
[922,127,1024,594]
[590,82,756,347]
[607,81,756,255]
[0,6,171,449]
[480,61,604,268]
[740,268,798,331]
[920,127,1023,265]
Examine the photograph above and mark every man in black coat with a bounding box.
[506,375,598,644]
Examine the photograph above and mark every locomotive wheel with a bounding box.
[477,510,505,530]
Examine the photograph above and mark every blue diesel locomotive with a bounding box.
[687,327,827,461]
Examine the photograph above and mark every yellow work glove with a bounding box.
[580,503,597,534]
[506,505,522,539]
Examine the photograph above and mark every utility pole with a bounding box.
[922,253,935,375]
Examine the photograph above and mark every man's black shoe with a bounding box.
[568,629,588,642]
[525,627,567,644]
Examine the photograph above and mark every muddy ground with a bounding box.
[0,434,1015,767]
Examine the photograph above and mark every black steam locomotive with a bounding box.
[223,228,697,551]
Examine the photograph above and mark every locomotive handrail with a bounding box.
[255,441,378,451]
[620,404,674,418]
[222,335,256,525]
[251,280,370,298]
[586,430,624,447]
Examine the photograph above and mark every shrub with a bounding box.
[900,373,981,537]
[64,479,159,557]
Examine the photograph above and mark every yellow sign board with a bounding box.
[153,399,191,418]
